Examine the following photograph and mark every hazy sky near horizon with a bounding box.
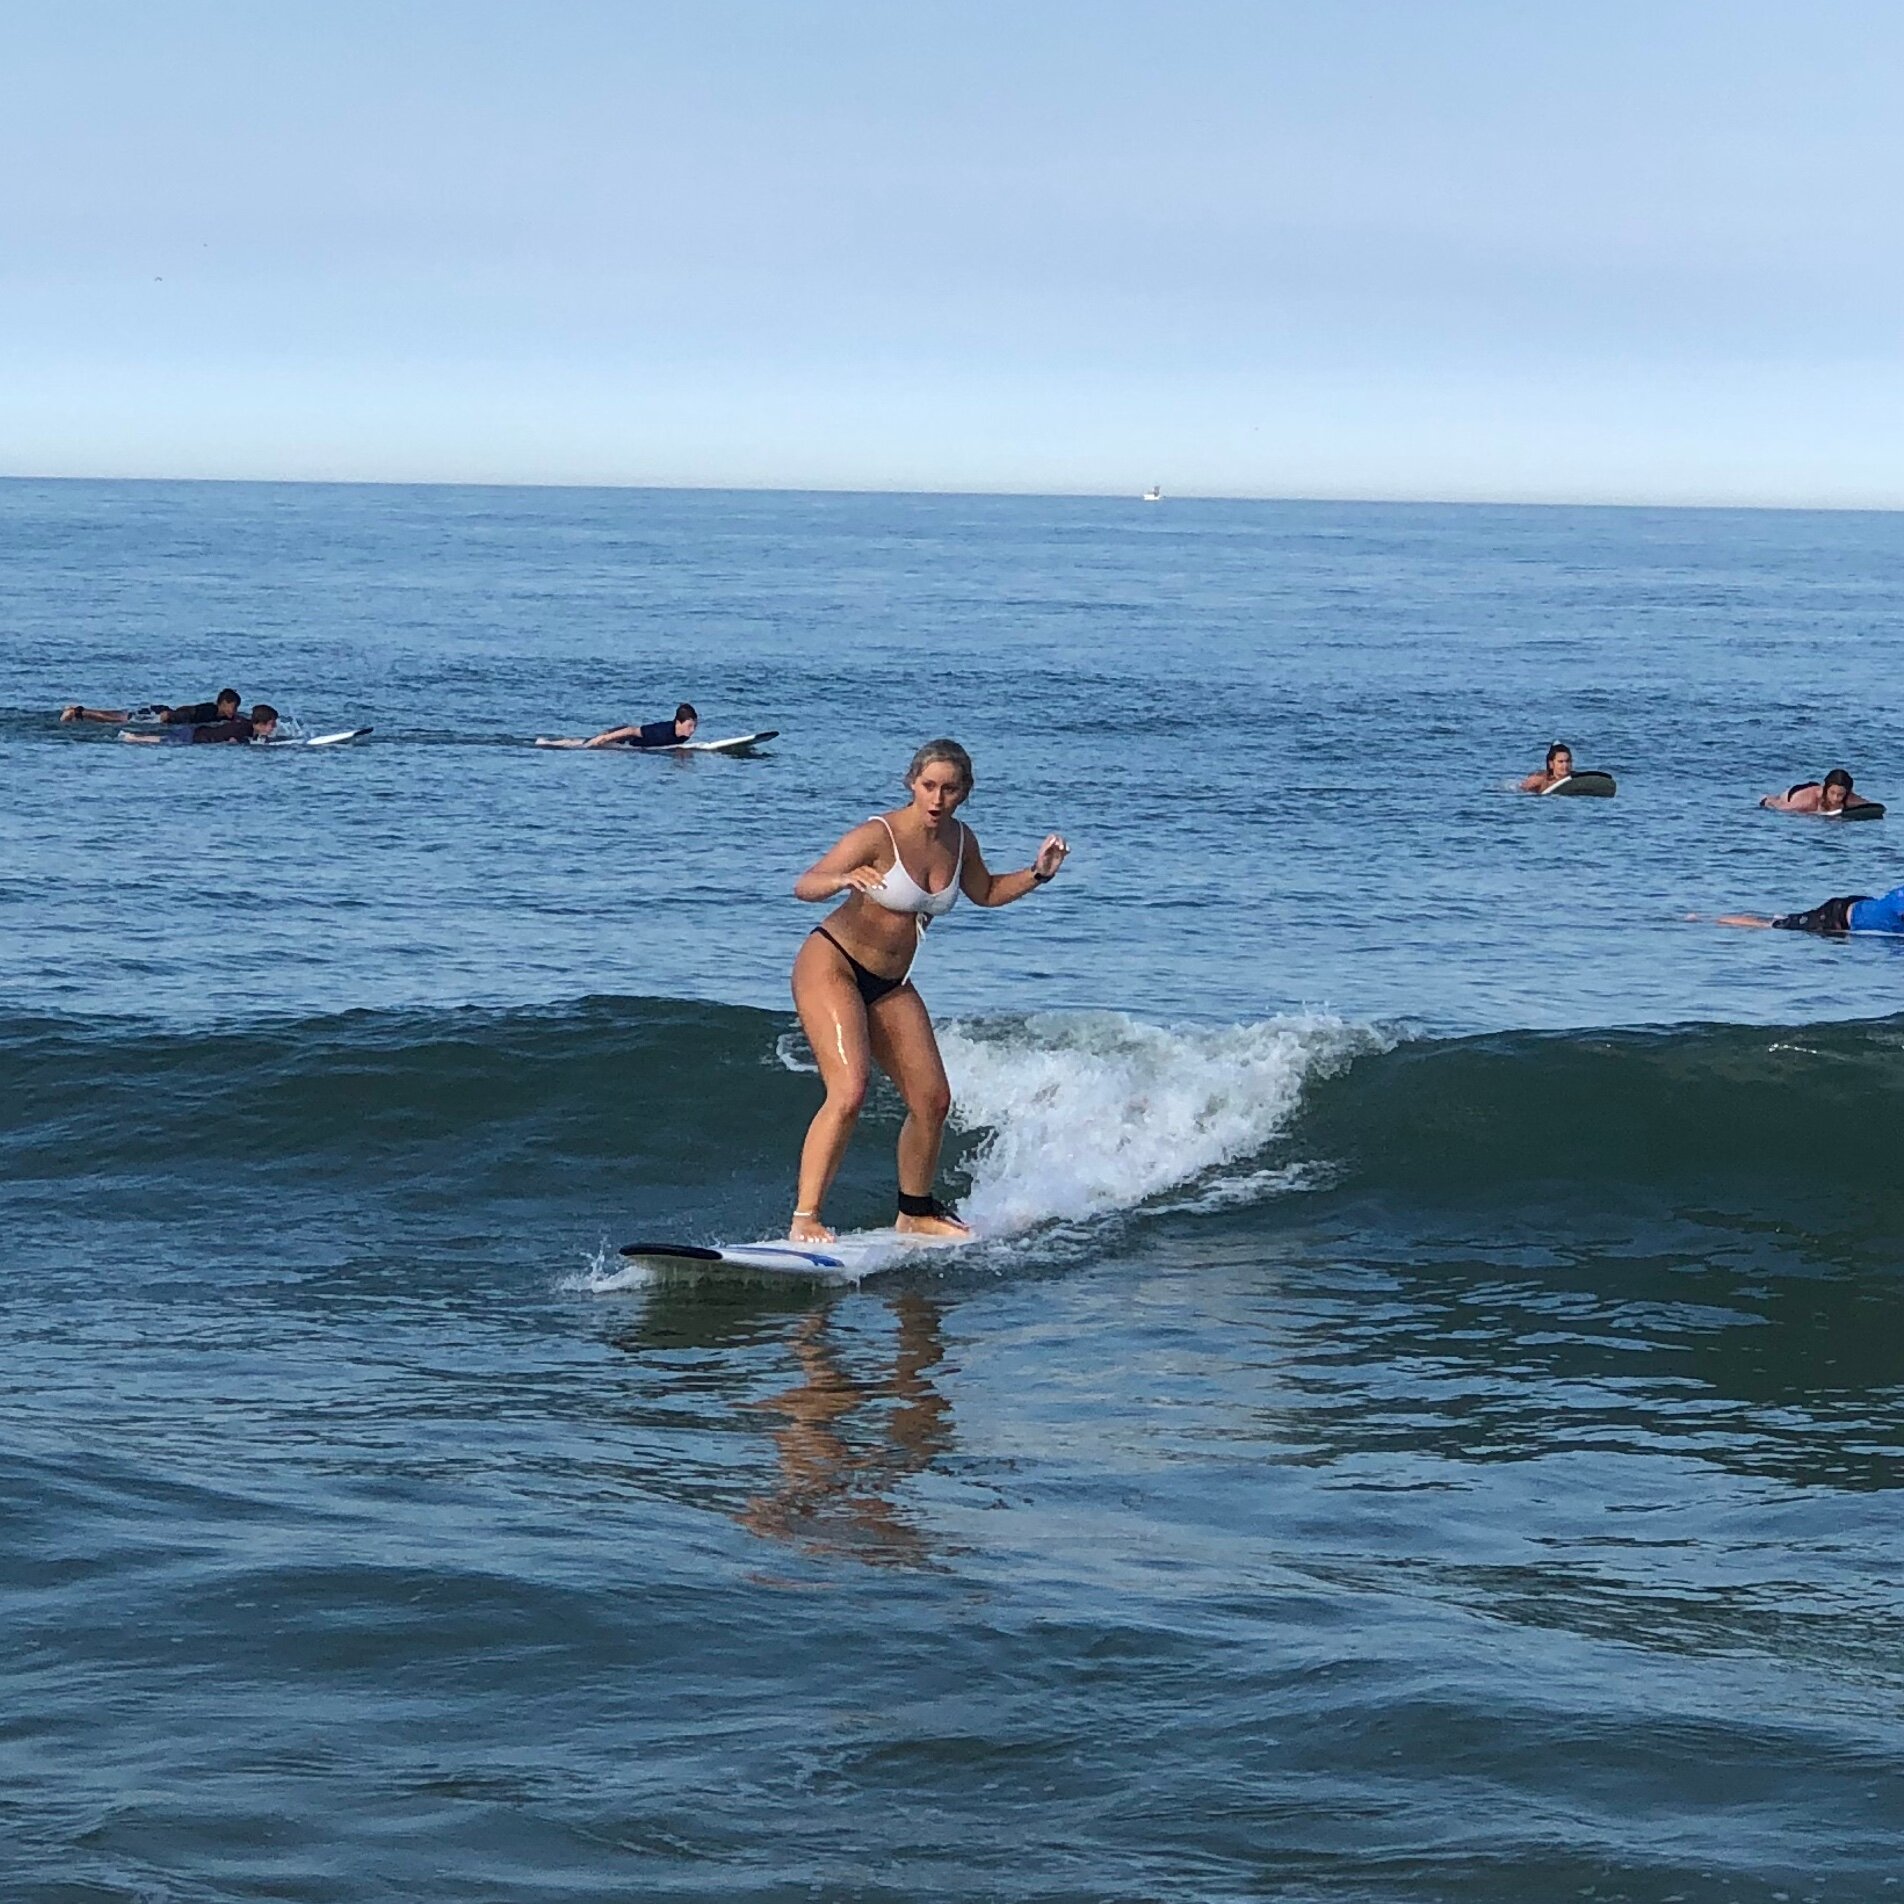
[5,0,1903,503]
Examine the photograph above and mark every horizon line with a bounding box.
[3,470,1901,517]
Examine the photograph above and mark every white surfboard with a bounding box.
[535,730,778,755]
[262,726,373,748]
[679,730,778,755]
[619,1224,970,1283]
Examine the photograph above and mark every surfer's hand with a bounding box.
[838,865,887,895]
[1033,834,1068,880]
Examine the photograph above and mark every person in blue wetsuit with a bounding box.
[1719,887,1904,935]
[583,703,698,749]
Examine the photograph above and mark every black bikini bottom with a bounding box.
[811,926,910,1006]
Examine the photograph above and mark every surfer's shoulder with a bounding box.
[828,817,892,863]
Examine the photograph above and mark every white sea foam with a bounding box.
[561,1243,652,1293]
[938,1011,1386,1234]
[1151,1159,1341,1216]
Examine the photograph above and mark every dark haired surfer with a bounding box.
[1760,768,1882,816]
[121,704,279,744]
[1719,885,1904,935]
[63,689,242,726]
[1520,742,1573,793]
[585,703,699,749]
[788,737,1068,1244]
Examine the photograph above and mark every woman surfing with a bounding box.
[789,739,1068,1243]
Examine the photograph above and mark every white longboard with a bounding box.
[262,726,374,748]
[618,1225,970,1283]
[536,730,779,755]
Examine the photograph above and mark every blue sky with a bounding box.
[4,0,1902,502]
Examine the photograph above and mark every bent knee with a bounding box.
[826,1075,870,1118]
[907,1082,953,1126]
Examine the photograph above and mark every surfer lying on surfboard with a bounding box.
[119,704,280,744]
[582,703,697,749]
[1718,884,1904,935]
[1759,768,1884,818]
[1518,740,1616,797]
[788,737,1068,1244]
[63,689,244,726]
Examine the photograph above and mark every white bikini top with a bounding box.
[863,815,963,920]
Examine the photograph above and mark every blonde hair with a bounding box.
[905,738,974,793]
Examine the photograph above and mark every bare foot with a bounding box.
[790,1213,836,1242]
[894,1210,970,1239]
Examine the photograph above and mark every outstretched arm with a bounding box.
[794,821,891,902]
[959,829,1068,908]
[584,724,642,748]
[1716,913,1776,928]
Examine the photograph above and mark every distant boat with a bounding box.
[1142,485,1163,503]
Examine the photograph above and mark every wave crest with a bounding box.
[940,1011,1387,1231]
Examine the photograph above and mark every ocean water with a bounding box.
[3,479,1903,1902]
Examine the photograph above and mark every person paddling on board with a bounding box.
[120,704,279,745]
[584,703,698,749]
[1519,742,1573,793]
[788,738,1068,1244]
[1718,884,1904,935]
[1760,768,1881,816]
[63,689,243,726]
